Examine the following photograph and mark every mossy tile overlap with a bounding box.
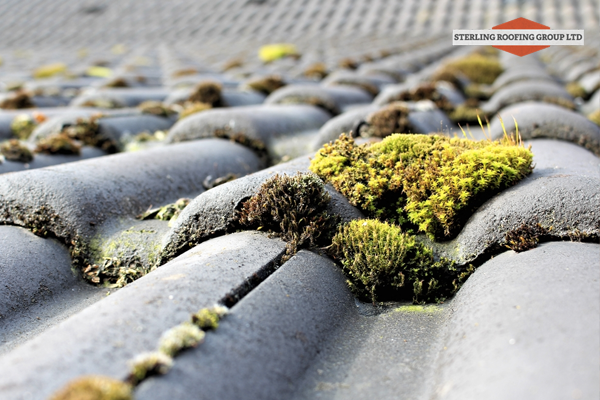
[482,81,575,115]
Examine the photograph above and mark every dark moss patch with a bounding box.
[34,133,82,155]
[0,139,34,162]
[222,58,244,71]
[304,62,328,79]
[390,83,454,112]
[360,102,412,138]
[49,375,133,400]
[188,81,223,107]
[212,127,269,164]
[203,173,237,190]
[104,77,129,88]
[0,90,35,109]
[82,255,152,287]
[339,58,358,70]
[310,133,533,240]
[245,75,286,95]
[61,116,119,153]
[504,223,549,252]
[138,101,177,117]
[329,219,472,304]
[237,173,339,261]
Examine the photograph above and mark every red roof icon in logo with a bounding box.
[492,17,550,57]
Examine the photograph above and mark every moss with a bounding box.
[171,68,198,78]
[278,95,339,116]
[445,53,503,85]
[188,81,223,107]
[447,103,486,124]
[541,96,576,110]
[310,133,533,240]
[431,65,467,91]
[258,43,299,63]
[191,305,228,330]
[504,223,549,252]
[82,255,153,287]
[339,58,358,70]
[178,101,212,120]
[86,66,113,78]
[0,90,34,109]
[394,304,442,313]
[138,101,177,117]
[245,75,286,95]
[329,219,471,304]
[49,375,132,400]
[212,127,269,163]
[565,82,587,99]
[464,83,492,100]
[222,58,244,71]
[303,62,329,79]
[361,102,412,138]
[139,198,190,225]
[237,172,339,261]
[104,78,129,88]
[389,83,453,112]
[34,133,82,155]
[126,352,173,386]
[589,110,600,126]
[33,62,67,79]
[10,114,38,139]
[203,173,237,190]
[61,117,119,153]
[0,139,34,162]
[80,99,122,109]
[158,322,205,357]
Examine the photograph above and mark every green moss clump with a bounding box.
[49,375,132,400]
[188,81,223,107]
[126,352,173,386]
[361,102,412,138]
[10,114,37,139]
[237,173,339,260]
[0,90,35,109]
[565,82,587,99]
[61,117,119,153]
[158,322,205,357]
[447,102,486,124]
[445,53,503,85]
[178,101,212,120]
[329,219,471,304]
[1,139,33,162]
[245,75,286,95]
[34,133,82,155]
[589,110,600,126]
[310,133,533,240]
[191,305,228,331]
[139,198,190,226]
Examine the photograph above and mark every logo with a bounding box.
[453,17,584,57]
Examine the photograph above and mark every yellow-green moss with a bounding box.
[49,375,132,400]
[10,114,37,139]
[178,101,212,120]
[394,304,443,313]
[139,198,190,225]
[0,139,33,162]
[565,82,587,99]
[191,305,228,330]
[445,53,503,85]
[310,133,533,240]
[258,43,299,63]
[447,103,487,124]
[126,352,173,386]
[329,219,471,304]
[34,133,81,155]
[237,172,339,260]
[158,322,205,357]
[33,62,67,79]
[589,110,600,126]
